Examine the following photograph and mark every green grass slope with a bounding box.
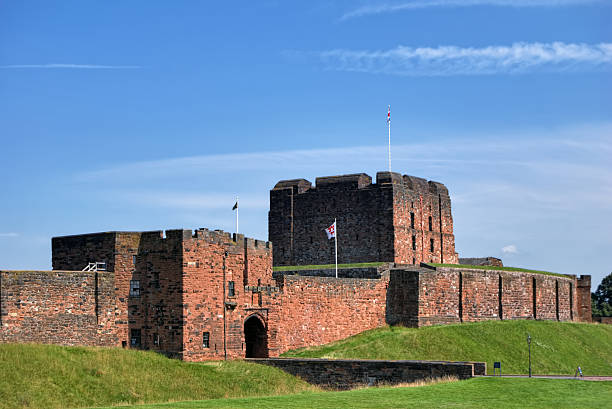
[92,378,612,409]
[283,321,612,375]
[0,344,314,409]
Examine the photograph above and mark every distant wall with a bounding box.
[52,232,116,272]
[0,270,117,346]
[249,358,479,389]
[459,257,503,267]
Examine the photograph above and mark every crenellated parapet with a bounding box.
[269,171,458,267]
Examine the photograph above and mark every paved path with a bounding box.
[479,375,612,381]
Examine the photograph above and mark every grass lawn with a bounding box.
[90,378,612,409]
[283,320,612,376]
[0,344,314,409]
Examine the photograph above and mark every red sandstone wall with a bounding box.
[557,280,572,321]
[180,229,276,361]
[419,267,577,326]
[577,276,592,322]
[462,271,500,322]
[274,275,388,354]
[0,270,116,346]
[418,269,461,326]
[501,273,534,319]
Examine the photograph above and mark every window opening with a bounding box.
[129,280,140,297]
[130,329,141,347]
[203,332,210,348]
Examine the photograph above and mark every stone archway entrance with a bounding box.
[244,315,268,358]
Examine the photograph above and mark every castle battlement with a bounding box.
[269,171,458,267]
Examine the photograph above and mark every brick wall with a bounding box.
[0,270,116,346]
[269,172,458,267]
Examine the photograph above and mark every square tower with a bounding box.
[268,171,458,266]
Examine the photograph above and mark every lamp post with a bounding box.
[527,333,532,378]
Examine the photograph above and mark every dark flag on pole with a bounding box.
[232,201,238,210]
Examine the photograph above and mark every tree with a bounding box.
[591,273,612,317]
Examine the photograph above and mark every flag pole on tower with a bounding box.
[325,220,338,278]
[387,105,391,173]
[232,197,239,234]
[334,218,338,278]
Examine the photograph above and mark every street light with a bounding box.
[527,333,532,378]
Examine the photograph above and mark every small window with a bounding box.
[130,329,141,347]
[428,216,433,231]
[410,212,415,229]
[130,280,140,297]
[203,332,210,348]
[430,239,435,252]
[153,333,160,346]
[412,257,416,264]
[228,281,235,297]
[132,255,137,265]
[412,235,417,251]
[151,271,160,288]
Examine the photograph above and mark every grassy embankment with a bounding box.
[91,377,612,409]
[0,344,315,409]
[284,320,612,376]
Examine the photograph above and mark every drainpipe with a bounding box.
[223,251,228,361]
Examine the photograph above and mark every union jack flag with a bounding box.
[387,105,390,124]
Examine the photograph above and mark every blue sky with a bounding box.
[1,1,611,289]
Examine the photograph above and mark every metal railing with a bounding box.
[82,262,106,272]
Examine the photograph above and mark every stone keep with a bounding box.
[269,171,459,267]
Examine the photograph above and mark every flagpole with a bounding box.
[334,218,338,278]
[236,196,239,234]
[388,105,391,173]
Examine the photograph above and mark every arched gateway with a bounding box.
[244,315,268,358]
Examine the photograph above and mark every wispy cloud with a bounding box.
[0,233,19,238]
[116,191,268,210]
[342,0,604,20]
[318,42,612,76]
[502,244,518,254]
[0,64,141,69]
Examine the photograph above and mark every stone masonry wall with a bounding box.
[416,266,581,326]
[52,232,117,272]
[273,274,388,354]
[249,358,478,390]
[391,173,458,265]
[269,172,458,267]
[0,270,116,346]
[180,229,277,361]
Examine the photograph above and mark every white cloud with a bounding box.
[0,233,19,237]
[502,244,518,254]
[342,0,604,20]
[0,64,140,69]
[318,42,612,76]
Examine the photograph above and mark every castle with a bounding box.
[0,171,592,361]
